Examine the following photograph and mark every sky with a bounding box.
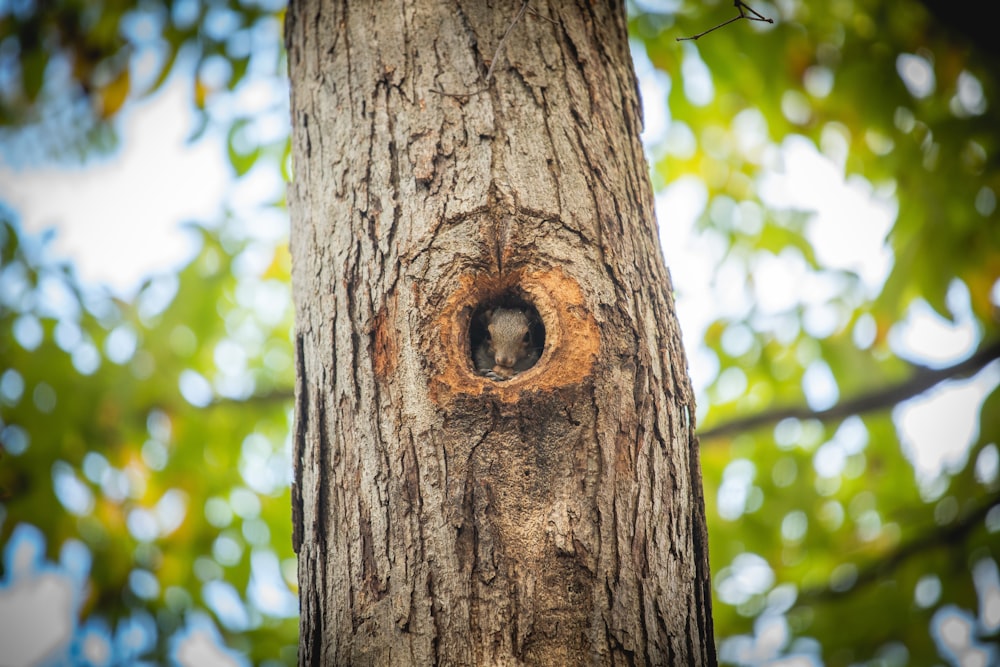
[0,79,227,292]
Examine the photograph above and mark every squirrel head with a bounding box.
[484,308,533,369]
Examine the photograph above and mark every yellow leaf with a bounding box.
[98,69,130,118]
[873,313,893,347]
[963,256,1000,321]
[194,77,210,109]
[263,243,292,281]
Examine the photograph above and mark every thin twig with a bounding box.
[527,7,557,24]
[677,0,774,41]
[484,0,529,85]
[431,0,531,98]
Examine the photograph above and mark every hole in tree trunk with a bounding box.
[469,295,545,381]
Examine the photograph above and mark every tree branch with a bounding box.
[208,387,293,409]
[698,339,1000,442]
[213,340,1000,420]
[796,492,1000,604]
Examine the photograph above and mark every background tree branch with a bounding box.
[699,340,1000,442]
[797,491,1000,604]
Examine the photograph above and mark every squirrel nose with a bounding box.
[495,354,514,367]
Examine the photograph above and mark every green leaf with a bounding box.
[20,48,48,102]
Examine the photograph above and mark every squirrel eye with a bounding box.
[522,333,530,343]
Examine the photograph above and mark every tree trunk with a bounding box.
[284,1,715,664]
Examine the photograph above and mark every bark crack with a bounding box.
[292,331,308,554]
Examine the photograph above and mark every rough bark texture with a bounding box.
[285,1,715,664]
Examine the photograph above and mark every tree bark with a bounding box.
[285,1,715,664]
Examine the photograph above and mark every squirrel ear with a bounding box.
[482,309,494,323]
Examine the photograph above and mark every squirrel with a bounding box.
[473,307,541,380]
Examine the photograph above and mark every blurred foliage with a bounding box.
[0,0,286,163]
[1,0,999,665]
[634,0,1000,664]
[0,211,297,664]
